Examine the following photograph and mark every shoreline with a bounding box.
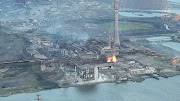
[1,74,179,97]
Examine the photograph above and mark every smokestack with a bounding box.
[108,25,111,48]
[114,0,120,47]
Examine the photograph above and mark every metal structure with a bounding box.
[108,25,111,48]
[94,67,99,81]
[114,0,120,47]
[35,94,42,101]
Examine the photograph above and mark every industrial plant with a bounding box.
[0,0,180,97]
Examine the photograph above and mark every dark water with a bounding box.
[95,0,170,10]
[119,0,169,10]
[1,76,180,101]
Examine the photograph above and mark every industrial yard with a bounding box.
[0,0,180,97]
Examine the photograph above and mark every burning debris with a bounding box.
[107,56,117,63]
[173,15,180,21]
[172,58,180,65]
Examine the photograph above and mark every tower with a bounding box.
[108,25,111,48]
[94,67,98,81]
[114,0,120,47]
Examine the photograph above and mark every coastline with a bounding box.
[1,74,179,97]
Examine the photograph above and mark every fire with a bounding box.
[112,56,117,63]
[172,58,180,65]
[107,56,117,63]
[173,15,180,21]
[107,57,112,63]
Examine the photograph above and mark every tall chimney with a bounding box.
[108,25,111,48]
[114,0,120,47]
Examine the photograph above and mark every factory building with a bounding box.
[77,65,99,81]
[76,63,114,81]
[129,67,156,75]
[101,47,119,55]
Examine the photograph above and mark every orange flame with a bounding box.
[107,56,117,63]
[172,58,180,65]
[107,57,112,62]
[112,56,117,63]
[173,15,180,21]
